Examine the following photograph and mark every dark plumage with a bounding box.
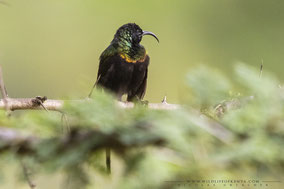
[89,23,159,101]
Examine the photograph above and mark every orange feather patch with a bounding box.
[119,52,147,63]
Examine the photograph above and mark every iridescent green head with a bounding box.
[112,23,159,49]
[103,23,159,63]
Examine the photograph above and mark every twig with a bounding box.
[20,159,36,189]
[33,96,49,112]
[259,59,263,78]
[106,148,111,174]
[117,101,180,110]
[0,98,64,111]
[162,96,167,104]
[0,98,181,112]
[88,75,100,98]
[61,113,70,133]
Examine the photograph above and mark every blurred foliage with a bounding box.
[0,63,283,189]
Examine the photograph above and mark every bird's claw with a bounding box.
[135,100,149,106]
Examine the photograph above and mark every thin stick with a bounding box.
[0,98,181,112]
[259,59,263,78]
[38,99,49,112]
[20,159,36,189]
[61,113,70,133]
[0,98,64,111]
[88,75,100,98]
[106,148,111,174]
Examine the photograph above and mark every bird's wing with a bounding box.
[96,57,115,87]
[136,67,148,99]
[88,47,116,97]
[96,45,117,85]
[127,67,148,101]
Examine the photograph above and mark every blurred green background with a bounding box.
[0,0,284,102]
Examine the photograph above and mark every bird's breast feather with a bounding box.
[119,52,148,64]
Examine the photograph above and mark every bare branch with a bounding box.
[0,98,64,111]
[117,101,180,110]
[0,98,181,112]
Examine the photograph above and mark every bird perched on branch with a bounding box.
[88,23,159,174]
[89,23,159,101]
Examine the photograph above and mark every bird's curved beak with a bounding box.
[142,31,159,43]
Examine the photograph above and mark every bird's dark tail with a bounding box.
[88,75,101,98]
[106,148,111,174]
[88,83,96,98]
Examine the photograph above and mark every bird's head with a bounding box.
[113,23,159,47]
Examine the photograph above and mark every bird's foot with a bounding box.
[135,100,149,106]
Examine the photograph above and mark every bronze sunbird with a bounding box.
[89,23,159,174]
[89,23,159,101]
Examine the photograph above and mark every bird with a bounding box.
[88,23,159,102]
[88,23,159,174]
